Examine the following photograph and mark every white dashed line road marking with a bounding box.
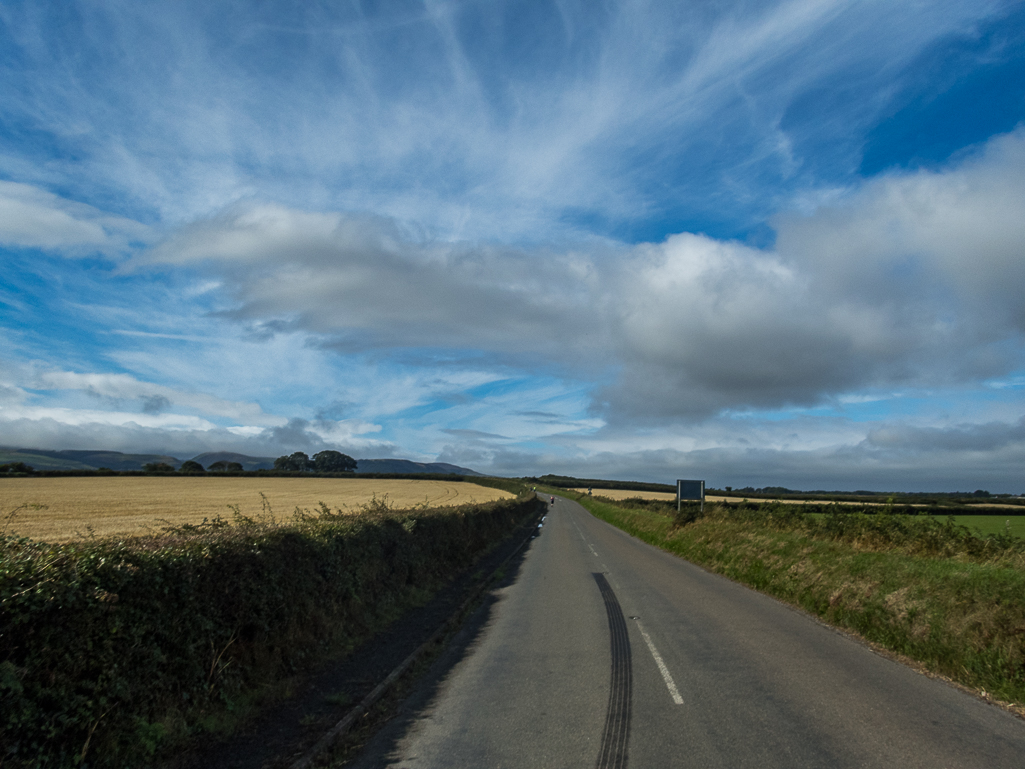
[634,619,684,705]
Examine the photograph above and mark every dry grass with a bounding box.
[0,477,513,542]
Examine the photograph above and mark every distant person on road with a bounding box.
[550,496,555,504]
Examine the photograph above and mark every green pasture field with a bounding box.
[949,515,1025,538]
[802,512,1025,539]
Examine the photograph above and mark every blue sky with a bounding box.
[1,0,1024,491]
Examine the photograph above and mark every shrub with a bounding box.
[0,463,35,475]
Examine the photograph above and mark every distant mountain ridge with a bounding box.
[0,447,482,476]
[355,458,483,476]
[188,452,276,471]
[0,448,181,472]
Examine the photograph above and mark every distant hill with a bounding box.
[355,458,482,476]
[187,455,482,475]
[0,448,181,471]
[188,452,277,471]
[0,449,99,471]
[1,447,482,476]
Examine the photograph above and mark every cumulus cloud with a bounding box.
[0,181,149,255]
[865,418,1025,454]
[603,129,1025,419]
[29,369,282,425]
[0,384,29,406]
[134,128,1025,424]
[142,204,604,361]
[256,417,381,452]
[602,233,856,418]
[141,394,171,414]
[777,128,1025,332]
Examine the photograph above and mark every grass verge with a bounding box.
[557,490,1025,712]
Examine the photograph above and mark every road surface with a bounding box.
[350,495,1025,768]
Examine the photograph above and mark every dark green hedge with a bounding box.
[0,495,542,767]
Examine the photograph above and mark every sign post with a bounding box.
[677,479,705,515]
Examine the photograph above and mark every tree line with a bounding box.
[141,460,244,473]
[272,450,357,473]
[139,451,358,474]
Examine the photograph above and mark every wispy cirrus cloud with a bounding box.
[0,1,1013,239]
[1,1,1024,490]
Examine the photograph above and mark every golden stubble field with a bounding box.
[572,488,678,501]
[572,488,734,502]
[0,477,514,542]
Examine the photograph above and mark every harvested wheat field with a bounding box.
[0,477,514,542]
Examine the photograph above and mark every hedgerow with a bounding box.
[0,493,542,767]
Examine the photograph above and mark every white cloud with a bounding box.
[0,181,149,254]
[777,128,1025,331]
[0,384,28,406]
[442,414,1025,494]
[2,1,1023,490]
[142,202,605,361]
[0,1,1009,238]
[0,405,219,432]
[133,129,1025,424]
[29,369,282,426]
[0,414,397,460]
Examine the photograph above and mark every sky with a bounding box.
[1,0,1024,492]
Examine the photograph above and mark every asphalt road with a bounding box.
[349,495,1025,768]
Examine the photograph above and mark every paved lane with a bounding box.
[351,495,1025,768]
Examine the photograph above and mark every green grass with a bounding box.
[802,512,1025,539]
[950,515,1025,538]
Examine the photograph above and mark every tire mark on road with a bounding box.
[594,572,632,769]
